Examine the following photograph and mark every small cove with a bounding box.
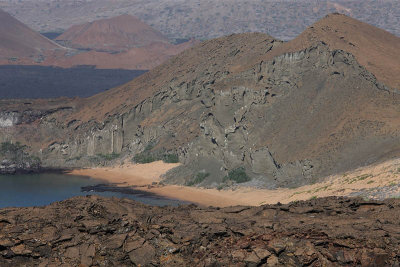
[0,173,186,208]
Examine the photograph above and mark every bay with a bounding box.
[0,173,185,208]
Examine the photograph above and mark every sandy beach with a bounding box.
[68,159,400,207]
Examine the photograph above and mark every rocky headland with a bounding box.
[1,14,399,190]
[0,141,41,174]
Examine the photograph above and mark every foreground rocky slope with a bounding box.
[1,14,399,188]
[0,196,399,266]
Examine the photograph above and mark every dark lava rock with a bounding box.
[0,195,399,266]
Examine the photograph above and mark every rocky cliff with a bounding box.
[0,141,40,174]
[1,15,399,189]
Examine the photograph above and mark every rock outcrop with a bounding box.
[0,142,41,174]
[1,15,399,188]
[0,195,399,266]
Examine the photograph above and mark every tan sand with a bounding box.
[68,159,400,207]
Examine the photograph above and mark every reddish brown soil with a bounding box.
[0,195,399,266]
[0,10,198,70]
[259,13,400,89]
[55,14,170,52]
[43,39,199,70]
[65,33,279,122]
[0,9,60,60]
[61,14,400,124]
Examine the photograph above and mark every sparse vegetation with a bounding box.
[223,167,250,184]
[69,155,82,161]
[132,142,179,164]
[0,141,41,169]
[1,141,26,161]
[97,152,120,161]
[1,141,24,153]
[217,184,225,191]
[133,153,158,164]
[357,174,371,181]
[187,172,210,186]
[162,154,179,163]
[133,153,179,164]
[344,173,373,184]
[132,142,159,163]
[143,142,156,152]
[314,185,329,192]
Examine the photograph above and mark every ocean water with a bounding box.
[0,173,185,208]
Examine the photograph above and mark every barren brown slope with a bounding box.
[259,13,400,89]
[70,14,400,122]
[56,14,170,52]
[0,9,60,59]
[43,39,199,70]
[2,15,400,188]
[69,33,281,122]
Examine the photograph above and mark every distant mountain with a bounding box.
[1,14,399,189]
[48,15,199,70]
[0,9,60,61]
[45,40,198,70]
[56,14,170,52]
[1,0,399,41]
[0,10,197,70]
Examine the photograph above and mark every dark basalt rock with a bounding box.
[0,159,41,174]
[0,195,399,266]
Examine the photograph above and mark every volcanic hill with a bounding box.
[0,10,196,70]
[50,14,198,70]
[1,14,400,189]
[260,13,400,90]
[0,9,60,61]
[56,14,170,52]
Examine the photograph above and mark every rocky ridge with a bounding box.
[0,15,399,188]
[0,195,399,266]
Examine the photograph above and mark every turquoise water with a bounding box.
[0,173,185,208]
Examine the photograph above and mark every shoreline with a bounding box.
[67,159,400,207]
[0,167,75,175]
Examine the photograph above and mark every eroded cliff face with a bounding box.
[0,112,19,128]
[1,41,399,188]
